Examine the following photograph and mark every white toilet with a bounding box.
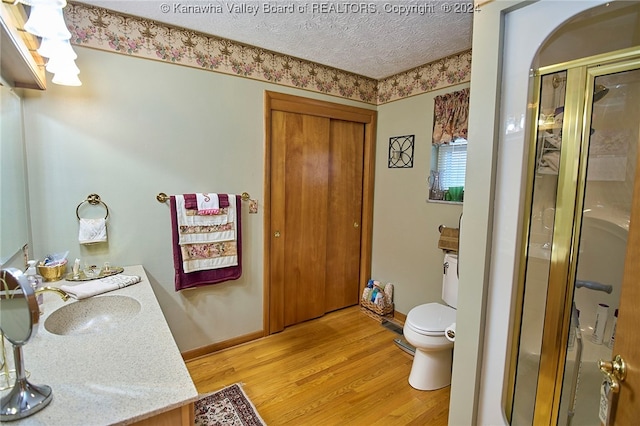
[403,253,459,390]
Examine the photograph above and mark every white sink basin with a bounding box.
[44,295,141,336]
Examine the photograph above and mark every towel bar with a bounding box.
[156,192,251,203]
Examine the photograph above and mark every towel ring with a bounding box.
[76,194,109,220]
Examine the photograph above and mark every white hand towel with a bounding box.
[61,274,141,299]
[78,218,107,245]
[197,193,220,215]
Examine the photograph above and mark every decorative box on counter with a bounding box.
[360,280,394,322]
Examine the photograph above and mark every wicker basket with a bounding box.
[360,298,394,322]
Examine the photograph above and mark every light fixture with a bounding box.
[17,0,82,86]
[52,72,81,86]
[18,0,67,6]
[37,38,77,59]
[24,5,71,39]
[45,55,79,75]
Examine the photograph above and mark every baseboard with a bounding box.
[393,310,406,325]
[183,309,406,361]
[181,330,266,361]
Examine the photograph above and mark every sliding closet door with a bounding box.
[266,91,376,334]
[271,110,330,328]
[325,119,365,312]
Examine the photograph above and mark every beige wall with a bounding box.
[372,86,466,314]
[21,46,374,351]
[21,43,468,352]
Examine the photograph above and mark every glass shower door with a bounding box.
[510,52,640,425]
[558,67,640,426]
[511,70,566,425]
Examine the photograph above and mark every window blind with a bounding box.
[437,141,467,189]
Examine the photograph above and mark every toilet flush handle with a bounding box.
[443,262,449,275]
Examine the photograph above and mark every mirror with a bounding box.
[0,268,52,421]
[0,268,38,344]
[0,85,30,265]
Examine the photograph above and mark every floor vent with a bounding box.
[381,319,404,335]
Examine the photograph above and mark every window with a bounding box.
[429,138,467,202]
[430,87,469,202]
[434,139,467,189]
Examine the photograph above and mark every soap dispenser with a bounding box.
[25,260,44,314]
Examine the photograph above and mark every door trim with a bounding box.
[263,91,377,334]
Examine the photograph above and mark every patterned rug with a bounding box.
[195,383,266,426]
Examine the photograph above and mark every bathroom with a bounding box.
[3,0,640,424]
[1,0,465,422]
[1,18,465,350]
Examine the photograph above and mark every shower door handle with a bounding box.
[598,355,626,425]
[598,354,627,393]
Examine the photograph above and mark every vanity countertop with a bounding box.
[2,265,198,425]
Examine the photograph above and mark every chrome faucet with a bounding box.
[35,287,70,302]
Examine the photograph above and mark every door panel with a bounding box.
[556,67,640,426]
[325,119,365,312]
[613,140,640,424]
[609,67,640,425]
[270,110,287,333]
[272,111,330,327]
[283,112,330,326]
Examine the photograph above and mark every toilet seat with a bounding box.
[406,303,456,336]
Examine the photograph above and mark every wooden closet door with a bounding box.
[266,91,377,335]
[325,119,365,312]
[271,110,330,328]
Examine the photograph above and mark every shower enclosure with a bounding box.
[509,48,640,425]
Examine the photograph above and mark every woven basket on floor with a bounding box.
[360,299,394,322]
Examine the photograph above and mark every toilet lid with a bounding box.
[406,303,456,334]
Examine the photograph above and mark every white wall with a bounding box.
[22,46,374,352]
[0,83,31,269]
[372,87,466,315]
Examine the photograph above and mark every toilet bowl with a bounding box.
[403,253,458,390]
[403,303,456,390]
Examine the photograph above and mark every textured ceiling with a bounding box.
[81,0,473,79]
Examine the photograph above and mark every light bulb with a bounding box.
[46,56,80,75]
[52,72,82,86]
[19,0,67,6]
[38,38,77,59]
[24,5,71,40]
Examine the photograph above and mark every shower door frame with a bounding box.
[509,46,640,425]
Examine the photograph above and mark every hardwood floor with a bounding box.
[186,306,450,425]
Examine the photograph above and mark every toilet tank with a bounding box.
[442,253,459,308]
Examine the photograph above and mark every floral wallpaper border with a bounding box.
[65,2,471,105]
[377,51,471,104]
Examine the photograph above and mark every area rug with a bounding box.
[195,383,266,426]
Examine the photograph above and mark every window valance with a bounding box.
[432,88,470,145]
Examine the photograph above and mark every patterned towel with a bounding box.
[61,274,141,299]
[174,195,238,273]
[170,194,242,291]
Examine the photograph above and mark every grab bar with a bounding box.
[575,280,613,294]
